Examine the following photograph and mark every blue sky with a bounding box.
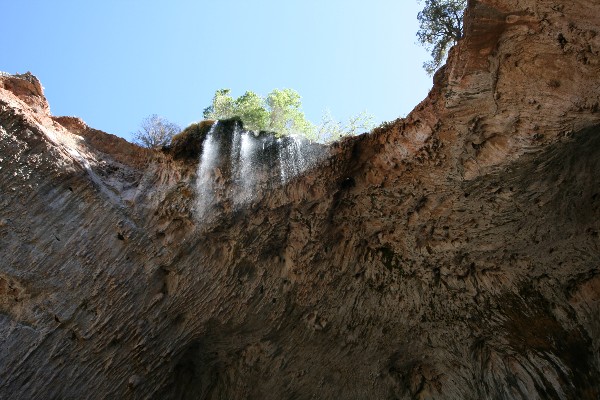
[2,1,432,142]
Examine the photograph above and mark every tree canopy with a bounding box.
[203,88,374,142]
[203,88,315,138]
[417,0,466,75]
[266,89,315,139]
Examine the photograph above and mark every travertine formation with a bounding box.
[1,0,600,398]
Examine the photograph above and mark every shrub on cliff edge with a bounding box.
[168,119,216,160]
[133,114,181,149]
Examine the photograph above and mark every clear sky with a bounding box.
[2,1,433,142]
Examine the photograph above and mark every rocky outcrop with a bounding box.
[1,0,600,398]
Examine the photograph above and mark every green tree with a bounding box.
[417,0,466,75]
[203,88,315,138]
[203,89,235,120]
[266,89,315,139]
[133,114,180,148]
[234,91,269,131]
[202,88,374,141]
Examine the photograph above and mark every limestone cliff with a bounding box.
[1,0,600,398]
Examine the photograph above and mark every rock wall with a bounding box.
[1,0,600,399]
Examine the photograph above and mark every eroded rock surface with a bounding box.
[1,0,600,398]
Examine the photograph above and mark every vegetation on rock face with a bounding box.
[169,119,216,159]
[127,1,468,149]
[203,88,315,138]
[266,89,316,139]
[417,0,466,75]
[203,88,374,142]
[133,114,181,148]
[317,109,375,142]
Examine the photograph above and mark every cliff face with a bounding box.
[1,1,600,399]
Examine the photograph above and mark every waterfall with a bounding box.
[229,122,242,199]
[195,121,219,218]
[236,131,257,204]
[229,122,258,205]
[194,120,324,220]
[278,135,309,185]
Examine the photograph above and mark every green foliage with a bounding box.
[133,114,181,148]
[203,88,315,138]
[417,0,466,75]
[203,88,374,142]
[203,89,235,120]
[234,91,270,131]
[266,89,316,139]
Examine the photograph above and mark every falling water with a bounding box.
[237,131,257,204]
[229,122,242,178]
[277,138,287,184]
[278,135,309,185]
[228,122,258,205]
[278,137,298,184]
[194,120,325,220]
[195,121,219,218]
